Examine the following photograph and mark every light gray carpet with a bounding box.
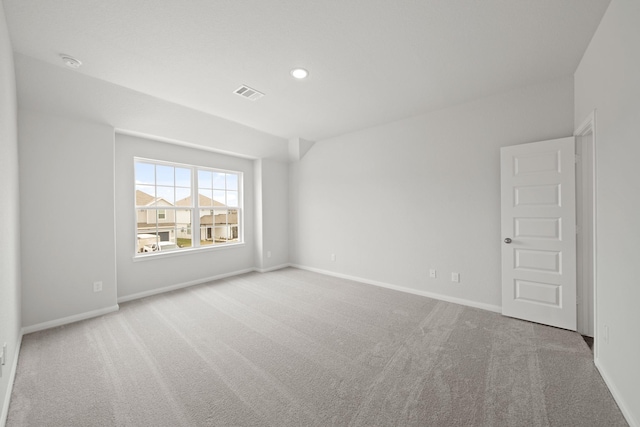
[7,268,627,426]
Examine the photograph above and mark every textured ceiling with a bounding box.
[3,0,611,141]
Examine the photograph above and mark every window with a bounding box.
[134,158,242,256]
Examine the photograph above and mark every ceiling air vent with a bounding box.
[234,85,264,101]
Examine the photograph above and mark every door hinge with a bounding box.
[575,154,581,164]
[576,225,581,234]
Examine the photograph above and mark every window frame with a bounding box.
[133,157,244,259]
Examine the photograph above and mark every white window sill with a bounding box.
[132,242,245,262]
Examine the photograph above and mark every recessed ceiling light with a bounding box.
[60,54,82,69]
[290,68,309,79]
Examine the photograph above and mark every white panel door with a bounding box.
[500,137,576,330]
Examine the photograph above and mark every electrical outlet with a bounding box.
[429,269,437,278]
[331,253,336,262]
[93,281,103,293]
[604,325,609,344]
[451,272,460,283]
[267,251,272,258]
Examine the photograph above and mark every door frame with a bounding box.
[574,110,597,353]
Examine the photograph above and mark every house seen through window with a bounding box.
[134,159,241,255]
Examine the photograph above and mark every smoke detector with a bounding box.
[60,54,82,69]
[234,85,264,101]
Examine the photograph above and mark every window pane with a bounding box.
[212,172,226,189]
[135,162,155,185]
[228,226,239,243]
[198,190,213,206]
[137,208,156,229]
[153,212,176,251]
[199,209,215,246]
[175,167,191,187]
[198,170,212,188]
[213,210,227,244]
[213,190,226,205]
[226,191,238,207]
[157,208,175,223]
[226,174,238,191]
[213,228,225,245]
[137,232,158,253]
[176,209,192,248]
[228,209,238,225]
[156,186,175,204]
[217,209,239,243]
[213,208,237,244]
[213,209,227,225]
[136,186,155,206]
[137,209,158,253]
[175,187,191,206]
[156,165,174,186]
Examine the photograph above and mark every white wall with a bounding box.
[19,110,118,328]
[255,158,289,271]
[0,2,21,423]
[254,160,264,269]
[574,0,640,424]
[15,53,289,162]
[14,54,289,326]
[290,77,574,309]
[115,134,256,300]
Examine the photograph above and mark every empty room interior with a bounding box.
[1,0,639,426]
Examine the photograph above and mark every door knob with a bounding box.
[504,238,512,244]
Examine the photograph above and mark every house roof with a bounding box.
[137,190,229,211]
[176,193,225,208]
[135,190,156,206]
[135,190,173,207]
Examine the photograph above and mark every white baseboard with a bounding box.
[290,264,502,314]
[21,305,120,335]
[255,263,291,273]
[1,332,23,427]
[117,268,256,303]
[595,357,639,427]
